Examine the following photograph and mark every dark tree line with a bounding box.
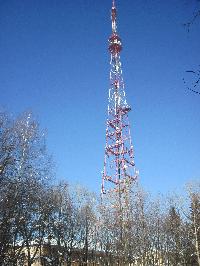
[0,111,199,266]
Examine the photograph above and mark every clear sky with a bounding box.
[1,0,200,195]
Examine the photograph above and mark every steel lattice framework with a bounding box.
[101,0,138,197]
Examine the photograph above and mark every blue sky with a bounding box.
[0,0,200,195]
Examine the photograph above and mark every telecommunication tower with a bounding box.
[101,0,138,200]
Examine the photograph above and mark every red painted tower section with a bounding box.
[101,0,138,197]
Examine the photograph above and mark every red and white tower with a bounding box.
[101,0,138,198]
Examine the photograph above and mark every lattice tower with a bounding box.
[101,0,138,207]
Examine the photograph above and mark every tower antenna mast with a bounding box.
[101,0,138,198]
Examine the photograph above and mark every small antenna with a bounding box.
[111,0,117,33]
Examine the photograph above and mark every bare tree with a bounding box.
[183,69,200,95]
[0,111,52,266]
[186,183,200,266]
[183,0,200,30]
[183,0,200,95]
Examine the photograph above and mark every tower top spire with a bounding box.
[109,0,122,55]
[111,0,117,33]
